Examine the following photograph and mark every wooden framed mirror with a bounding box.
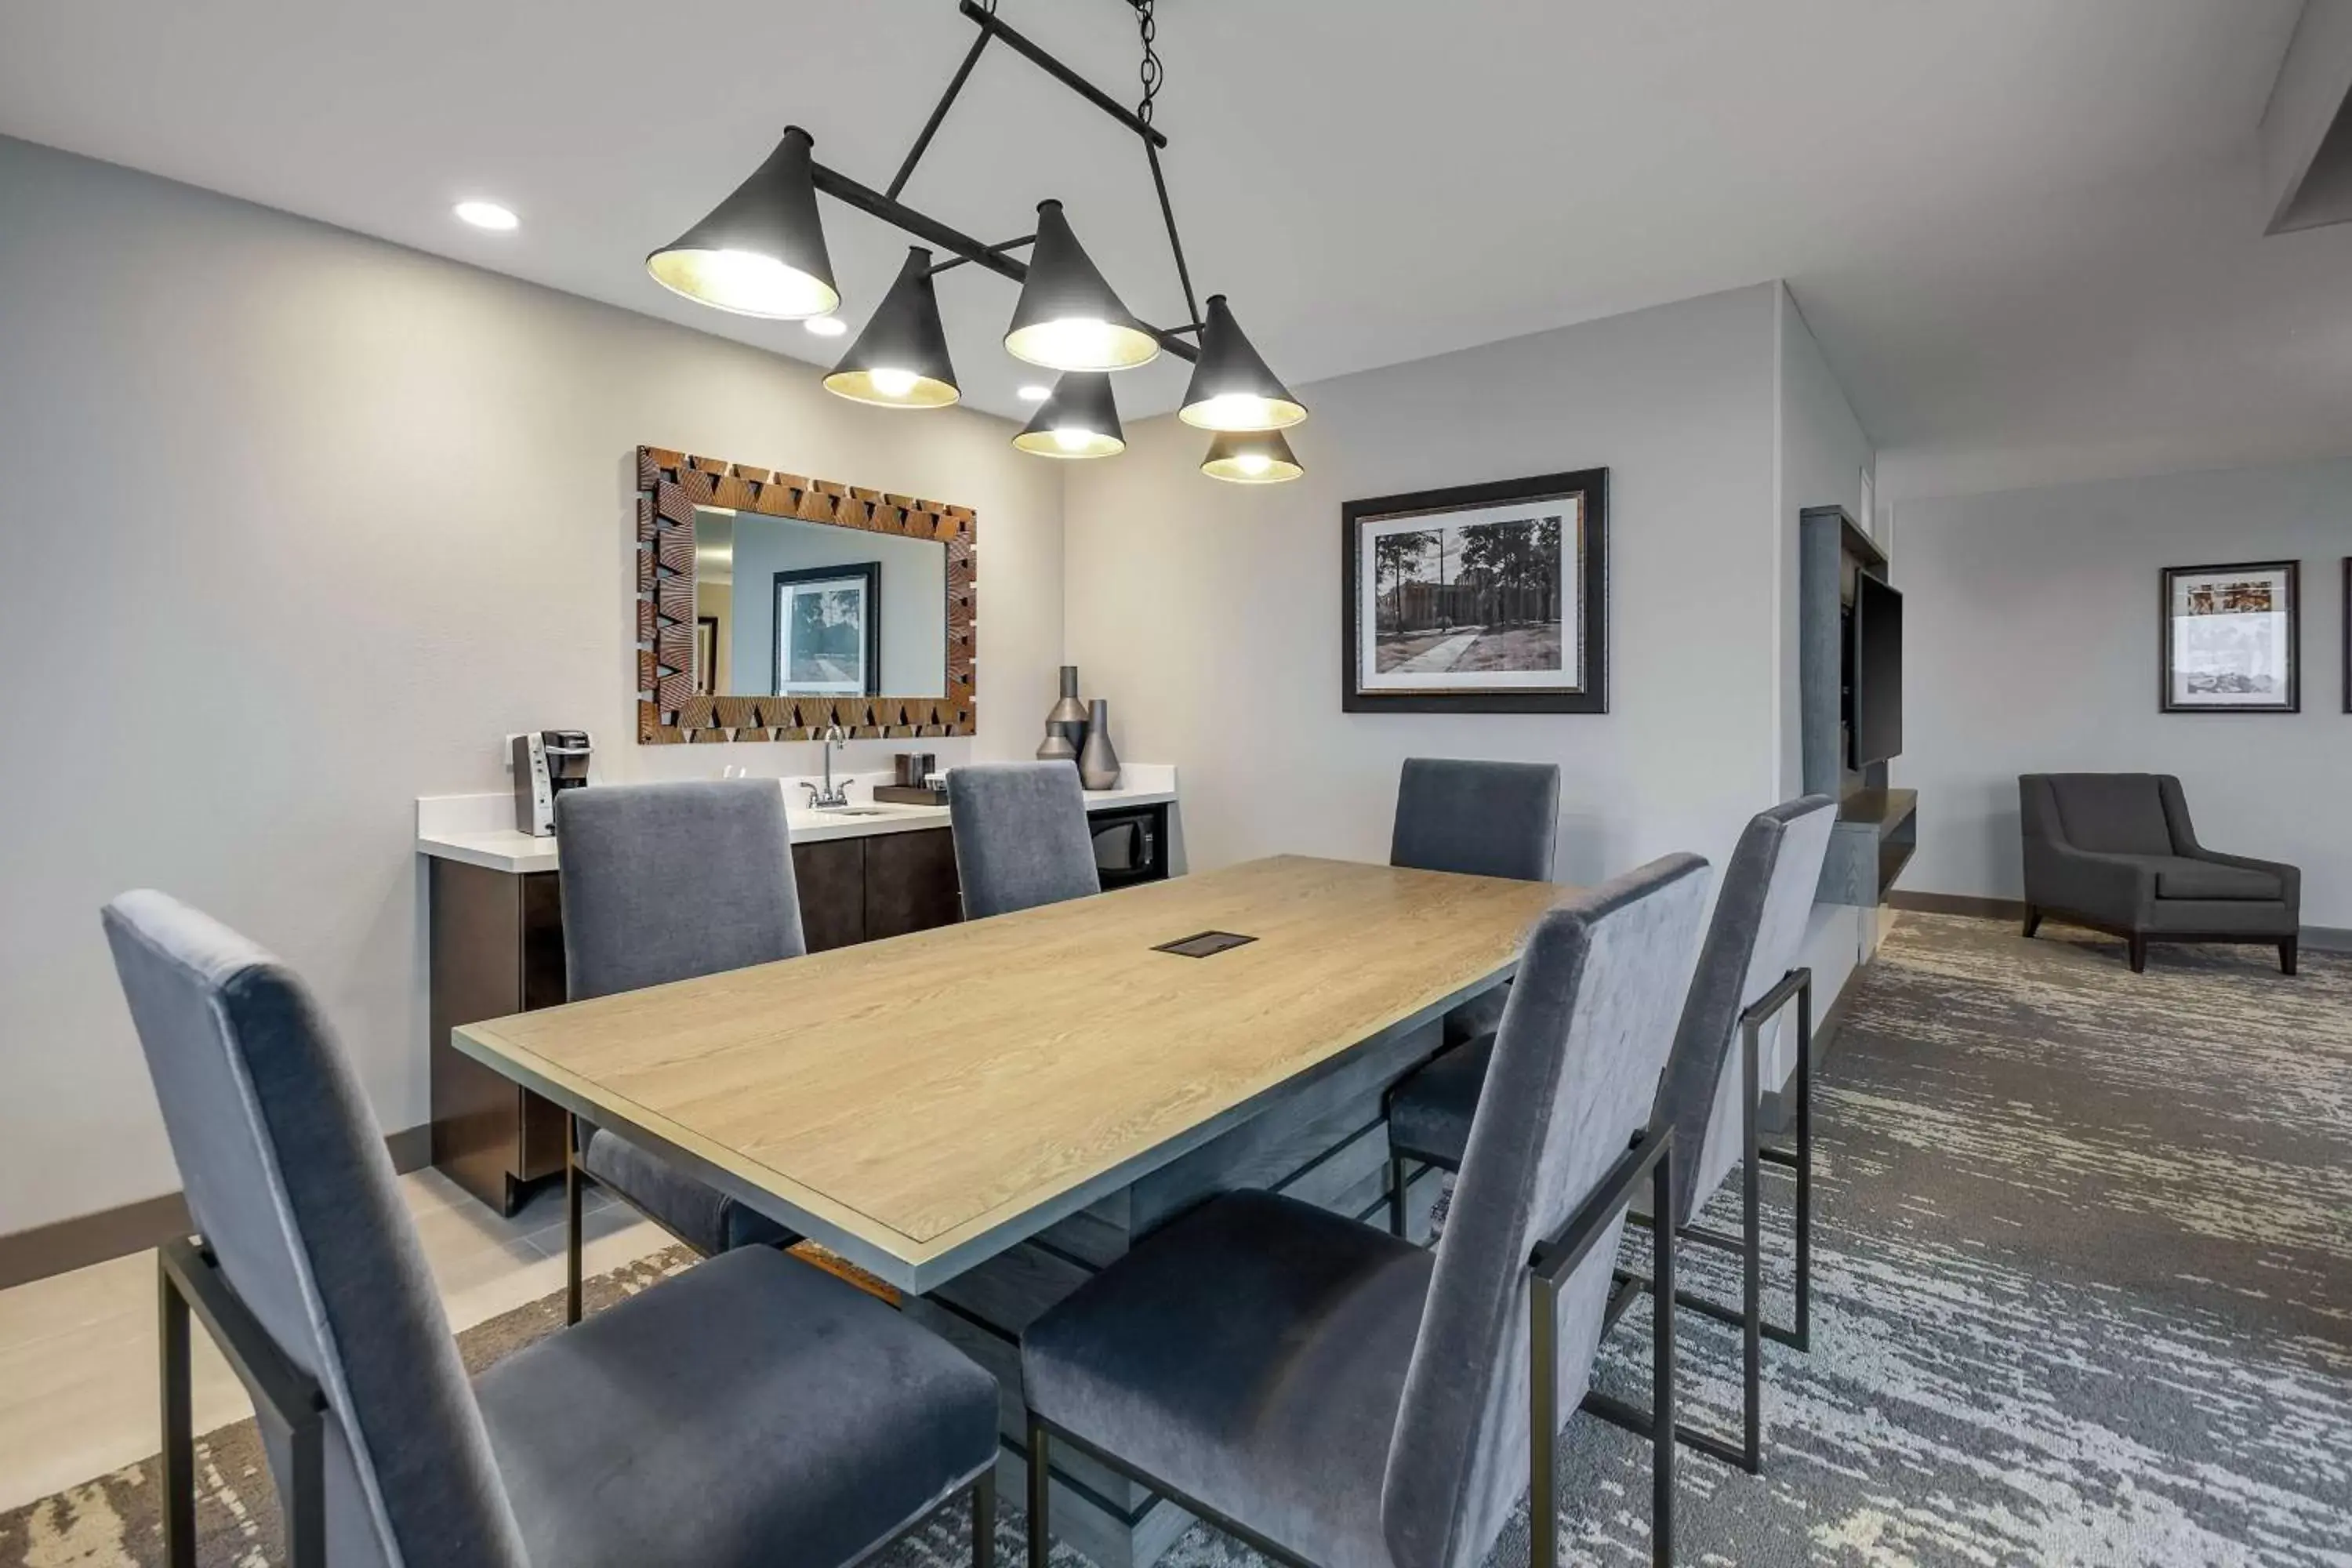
[635,446,976,742]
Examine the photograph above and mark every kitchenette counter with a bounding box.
[417,764,1178,873]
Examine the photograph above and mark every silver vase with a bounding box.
[1036,720,1079,762]
[1078,698,1121,789]
[1041,664,1091,760]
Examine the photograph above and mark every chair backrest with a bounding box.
[1381,854,1710,1568]
[1656,795,1838,1225]
[557,779,805,1001]
[102,891,526,1568]
[1390,758,1561,882]
[946,761,1102,920]
[2024,772,2175,857]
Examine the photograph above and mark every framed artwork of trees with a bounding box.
[1341,468,1609,713]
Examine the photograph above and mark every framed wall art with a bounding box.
[1341,468,1609,713]
[2159,559,2299,714]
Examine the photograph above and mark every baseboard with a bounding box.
[0,1122,434,1293]
[1887,889,2026,921]
[1887,890,2349,955]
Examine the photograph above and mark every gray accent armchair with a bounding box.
[2020,774,2300,974]
[946,760,1101,920]
[557,779,804,1267]
[103,889,1000,1568]
[1019,854,1711,1568]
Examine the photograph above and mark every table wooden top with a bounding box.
[452,854,1566,1290]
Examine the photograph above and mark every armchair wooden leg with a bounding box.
[2021,905,2042,938]
[2281,937,2299,977]
[2129,935,2147,974]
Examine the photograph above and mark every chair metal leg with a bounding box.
[1792,975,1813,1352]
[565,1113,583,1326]
[1531,1262,1558,1568]
[1737,1012,1763,1475]
[1390,1152,1410,1239]
[972,1467,996,1568]
[1026,1417,1051,1568]
[158,1255,195,1568]
[1650,1140,1678,1568]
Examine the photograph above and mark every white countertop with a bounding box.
[417,765,1177,874]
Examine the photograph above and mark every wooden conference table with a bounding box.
[449,852,1566,1564]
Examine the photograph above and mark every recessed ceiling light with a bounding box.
[1016,384,1051,402]
[804,315,849,338]
[454,201,519,232]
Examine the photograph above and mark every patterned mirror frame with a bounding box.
[636,446,976,743]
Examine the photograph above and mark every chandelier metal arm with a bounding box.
[1144,139,1200,336]
[953,0,1170,152]
[800,0,1210,363]
[886,25,993,201]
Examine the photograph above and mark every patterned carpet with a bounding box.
[7,913,2347,1566]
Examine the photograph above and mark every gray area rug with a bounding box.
[9,914,2346,1565]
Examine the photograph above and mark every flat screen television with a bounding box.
[1848,572,1904,768]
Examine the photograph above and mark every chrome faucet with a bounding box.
[803,724,852,808]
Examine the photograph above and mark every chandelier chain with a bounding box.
[1136,0,1162,125]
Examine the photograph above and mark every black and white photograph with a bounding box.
[2161,559,2299,713]
[773,562,880,697]
[1342,469,1609,713]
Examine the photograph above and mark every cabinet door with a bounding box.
[865,827,962,940]
[793,838,867,953]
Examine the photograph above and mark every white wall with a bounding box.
[1064,285,1783,891]
[0,136,1063,1235]
[1896,457,2352,927]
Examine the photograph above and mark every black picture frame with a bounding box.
[773,561,882,698]
[1340,467,1610,714]
[2158,558,2299,714]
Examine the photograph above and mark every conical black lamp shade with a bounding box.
[823,247,960,408]
[1180,295,1307,431]
[1004,201,1160,372]
[1201,427,1302,484]
[1013,372,1125,459]
[648,126,840,319]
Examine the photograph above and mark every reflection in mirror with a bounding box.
[694,506,949,699]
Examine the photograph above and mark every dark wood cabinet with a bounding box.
[426,860,573,1214]
[864,826,963,939]
[792,838,869,953]
[428,826,968,1212]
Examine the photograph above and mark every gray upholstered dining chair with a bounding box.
[1020,854,1711,1568]
[1392,757,1561,1076]
[2020,772,2301,974]
[103,889,1000,1568]
[556,779,804,1313]
[946,760,1101,920]
[1381,758,1561,1232]
[1630,793,1835,1472]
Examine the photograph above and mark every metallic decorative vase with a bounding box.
[1078,698,1121,789]
[1036,720,1079,762]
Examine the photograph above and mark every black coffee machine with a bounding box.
[512,730,592,836]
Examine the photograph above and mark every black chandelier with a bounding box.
[646,0,1306,481]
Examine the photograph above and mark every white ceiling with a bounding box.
[2,0,2345,499]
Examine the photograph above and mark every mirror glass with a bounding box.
[693,506,949,699]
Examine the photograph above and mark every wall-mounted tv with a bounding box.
[1848,572,1904,768]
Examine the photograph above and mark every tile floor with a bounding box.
[0,1170,668,1514]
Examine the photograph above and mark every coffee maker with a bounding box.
[512,731,592,836]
